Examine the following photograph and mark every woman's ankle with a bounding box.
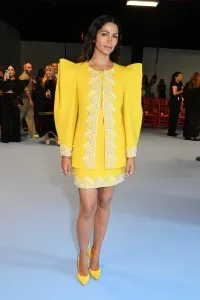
[91,245,101,255]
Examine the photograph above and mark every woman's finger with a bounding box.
[125,164,130,177]
[67,164,72,176]
[129,166,133,176]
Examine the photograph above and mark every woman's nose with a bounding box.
[107,36,112,43]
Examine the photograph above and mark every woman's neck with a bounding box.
[89,51,112,68]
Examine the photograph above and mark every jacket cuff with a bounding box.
[126,147,137,158]
[60,144,72,157]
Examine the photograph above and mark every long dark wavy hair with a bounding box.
[78,15,122,63]
[170,72,182,85]
[170,71,182,92]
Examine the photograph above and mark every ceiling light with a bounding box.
[127,1,159,7]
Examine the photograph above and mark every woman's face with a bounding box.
[45,67,53,78]
[176,73,183,82]
[95,22,119,56]
[8,66,15,77]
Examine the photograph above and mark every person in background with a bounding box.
[19,63,39,138]
[38,65,58,144]
[0,65,24,143]
[183,72,200,141]
[51,62,58,79]
[33,68,45,133]
[142,75,148,97]
[55,14,142,285]
[167,72,183,137]
[36,68,45,82]
[157,78,166,99]
[147,74,158,97]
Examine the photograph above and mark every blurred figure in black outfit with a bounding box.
[0,70,3,126]
[33,68,45,133]
[183,72,200,141]
[0,65,25,143]
[157,79,166,99]
[167,72,183,137]
[35,65,58,144]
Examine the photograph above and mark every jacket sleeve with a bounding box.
[122,63,143,158]
[54,59,78,157]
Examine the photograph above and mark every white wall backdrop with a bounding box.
[1,19,200,85]
[0,20,21,73]
[21,41,66,76]
[119,46,132,66]
[65,43,82,62]
[21,41,132,76]
[143,47,200,94]
[65,43,132,65]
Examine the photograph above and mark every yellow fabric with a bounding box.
[54,60,78,157]
[124,64,143,157]
[73,168,125,189]
[54,59,142,173]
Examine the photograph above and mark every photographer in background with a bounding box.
[0,66,24,143]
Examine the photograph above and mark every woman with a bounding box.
[37,65,58,144]
[54,15,142,285]
[147,74,157,97]
[167,72,183,136]
[33,69,45,133]
[183,72,200,140]
[142,75,148,97]
[157,79,166,99]
[0,65,24,143]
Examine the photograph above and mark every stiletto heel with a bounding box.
[88,248,101,280]
[77,256,90,286]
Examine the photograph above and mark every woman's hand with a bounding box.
[61,156,72,176]
[125,157,135,177]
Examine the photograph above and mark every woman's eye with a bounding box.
[102,33,108,36]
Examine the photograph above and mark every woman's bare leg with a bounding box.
[77,188,97,276]
[90,186,114,270]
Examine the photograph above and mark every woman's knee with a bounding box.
[81,203,96,219]
[98,195,112,210]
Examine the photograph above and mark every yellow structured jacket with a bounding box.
[54,59,142,170]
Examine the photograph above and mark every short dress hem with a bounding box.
[73,168,125,189]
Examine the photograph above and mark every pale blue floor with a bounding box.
[0,129,200,300]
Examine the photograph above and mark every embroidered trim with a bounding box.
[74,173,125,189]
[83,67,117,169]
[103,69,117,168]
[126,147,137,158]
[83,69,101,168]
[60,144,72,157]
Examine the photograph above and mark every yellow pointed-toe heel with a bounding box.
[88,248,101,280]
[77,256,90,286]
